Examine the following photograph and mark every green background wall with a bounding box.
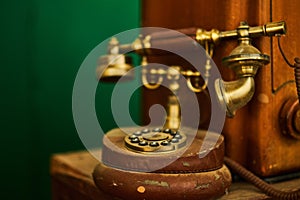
[1,0,140,199]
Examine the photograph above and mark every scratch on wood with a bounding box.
[195,183,210,190]
[142,180,170,187]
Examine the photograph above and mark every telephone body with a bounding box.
[92,1,300,199]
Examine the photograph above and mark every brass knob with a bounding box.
[279,98,300,140]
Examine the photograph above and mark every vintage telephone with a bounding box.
[92,21,300,199]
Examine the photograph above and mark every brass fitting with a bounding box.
[215,22,270,117]
[164,95,181,130]
[196,29,221,46]
[196,21,286,45]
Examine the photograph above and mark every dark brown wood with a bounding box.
[224,0,300,177]
[51,150,300,200]
[93,163,231,200]
[51,150,111,200]
[141,0,300,177]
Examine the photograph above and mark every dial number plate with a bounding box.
[124,128,187,153]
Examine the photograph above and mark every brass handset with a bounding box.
[214,21,272,116]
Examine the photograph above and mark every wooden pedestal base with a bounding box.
[93,163,231,200]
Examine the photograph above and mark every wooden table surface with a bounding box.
[51,150,300,200]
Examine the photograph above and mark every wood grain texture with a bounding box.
[51,150,112,200]
[203,0,300,177]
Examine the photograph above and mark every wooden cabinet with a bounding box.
[141,0,300,177]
